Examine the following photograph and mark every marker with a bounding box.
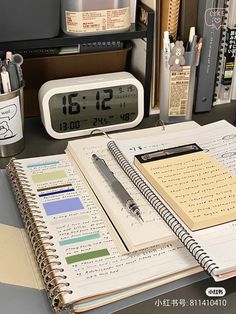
[163,31,171,66]
[6,61,20,90]
[1,66,12,93]
[186,26,195,51]
[190,35,198,51]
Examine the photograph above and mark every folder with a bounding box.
[194,0,225,112]
[214,0,236,104]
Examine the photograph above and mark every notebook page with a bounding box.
[116,120,236,276]
[16,154,198,306]
[68,136,176,252]
[134,149,236,231]
[66,123,200,252]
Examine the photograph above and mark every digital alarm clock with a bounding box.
[38,72,144,139]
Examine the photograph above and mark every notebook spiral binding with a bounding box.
[168,0,180,40]
[6,159,73,313]
[213,0,230,104]
[107,141,220,276]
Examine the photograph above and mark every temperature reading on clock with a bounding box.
[49,84,139,133]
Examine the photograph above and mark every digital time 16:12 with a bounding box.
[61,89,113,115]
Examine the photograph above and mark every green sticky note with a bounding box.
[66,249,110,264]
[31,170,67,183]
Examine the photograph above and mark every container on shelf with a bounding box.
[61,0,131,36]
[0,0,60,42]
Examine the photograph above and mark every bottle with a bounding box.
[61,0,131,36]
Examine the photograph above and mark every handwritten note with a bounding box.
[18,154,198,305]
[135,151,236,231]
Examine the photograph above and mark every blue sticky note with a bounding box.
[43,197,83,216]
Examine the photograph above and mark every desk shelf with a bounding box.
[0,23,147,50]
[0,2,154,117]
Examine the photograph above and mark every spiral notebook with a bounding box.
[160,0,180,41]
[67,120,236,282]
[6,121,202,313]
[6,120,236,313]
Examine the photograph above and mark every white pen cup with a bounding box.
[0,86,24,157]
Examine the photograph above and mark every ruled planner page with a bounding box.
[15,154,199,307]
[66,122,200,253]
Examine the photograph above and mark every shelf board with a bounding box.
[0,23,147,51]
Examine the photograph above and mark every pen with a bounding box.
[169,34,175,50]
[12,53,24,85]
[92,154,144,222]
[190,35,198,51]
[6,61,20,90]
[163,31,170,66]
[1,66,12,93]
[186,26,195,51]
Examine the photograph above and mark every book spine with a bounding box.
[194,0,225,112]
[213,0,231,105]
[107,140,220,276]
[168,0,180,40]
[6,159,73,313]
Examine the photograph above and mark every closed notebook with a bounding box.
[134,143,236,231]
[160,0,180,42]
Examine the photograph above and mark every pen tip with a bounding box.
[139,215,144,222]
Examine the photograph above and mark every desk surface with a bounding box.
[0,101,235,169]
[0,102,236,314]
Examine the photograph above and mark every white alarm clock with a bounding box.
[38,72,144,139]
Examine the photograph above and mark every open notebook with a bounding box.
[6,121,201,313]
[67,120,236,282]
[7,120,236,312]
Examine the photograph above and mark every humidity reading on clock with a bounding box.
[49,84,138,133]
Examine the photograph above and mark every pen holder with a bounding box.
[0,86,24,157]
[160,50,197,124]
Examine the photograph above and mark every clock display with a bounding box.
[49,84,138,133]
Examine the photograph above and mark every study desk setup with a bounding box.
[1,1,236,313]
[1,102,236,314]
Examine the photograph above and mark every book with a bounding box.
[6,121,201,313]
[67,119,236,282]
[134,144,236,231]
[213,0,232,106]
[194,0,225,112]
